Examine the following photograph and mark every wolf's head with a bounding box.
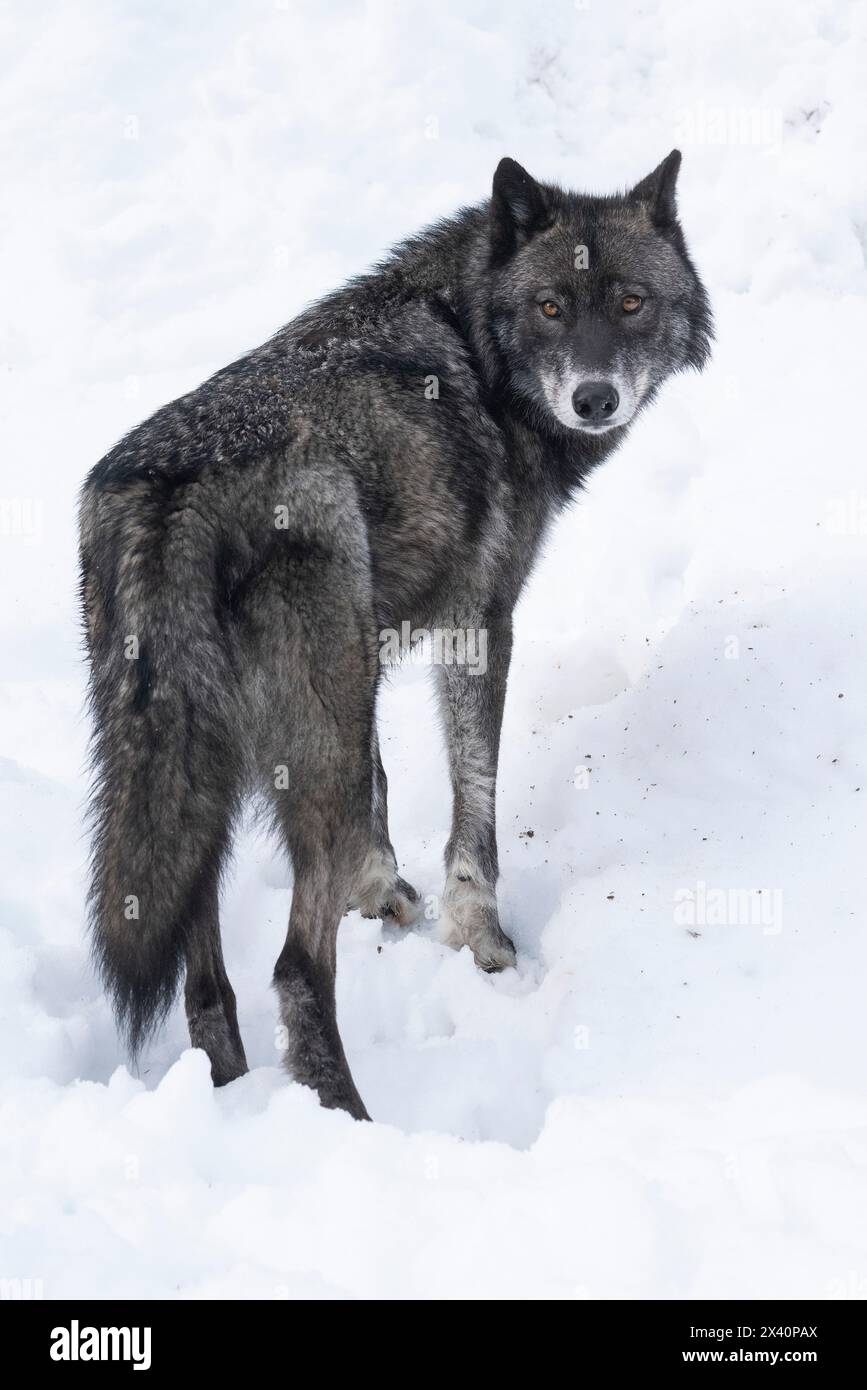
[484,152,712,436]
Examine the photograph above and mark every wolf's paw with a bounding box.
[470,922,517,973]
[367,874,421,927]
[348,849,421,927]
[439,877,517,972]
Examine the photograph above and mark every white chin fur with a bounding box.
[539,371,643,433]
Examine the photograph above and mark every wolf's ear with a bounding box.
[630,149,682,228]
[491,158,551,259]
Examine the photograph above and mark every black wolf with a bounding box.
[80,152,711,1119]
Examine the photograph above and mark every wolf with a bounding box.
[79,151,711,1119]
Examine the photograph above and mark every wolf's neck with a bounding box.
[285,204,489,342]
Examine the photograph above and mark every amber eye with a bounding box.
[540,301,561,318]
[622,294,643,313]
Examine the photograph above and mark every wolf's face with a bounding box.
[487,152,712,436]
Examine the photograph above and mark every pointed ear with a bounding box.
[630,149,682,228]
[491,157,551,260]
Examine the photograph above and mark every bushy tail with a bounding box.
[79,473,243,1056]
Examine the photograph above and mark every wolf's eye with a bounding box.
[540,301,561,318]
[622,295,643,313]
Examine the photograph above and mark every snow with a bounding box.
[2,0,867,1299]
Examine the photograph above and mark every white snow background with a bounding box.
[1,0,866,1300]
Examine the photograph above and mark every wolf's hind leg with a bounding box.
[258,518,379,1119]
[271,731,373,1119]
[184,875,248,1087]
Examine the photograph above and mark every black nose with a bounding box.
[572,381,619,424]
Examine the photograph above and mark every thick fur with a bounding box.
[80,152,712,1118]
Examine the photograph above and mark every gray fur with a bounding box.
[79,152,712,1118]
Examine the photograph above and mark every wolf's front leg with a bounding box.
[347,724,420,926]
[436,616,517,971]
